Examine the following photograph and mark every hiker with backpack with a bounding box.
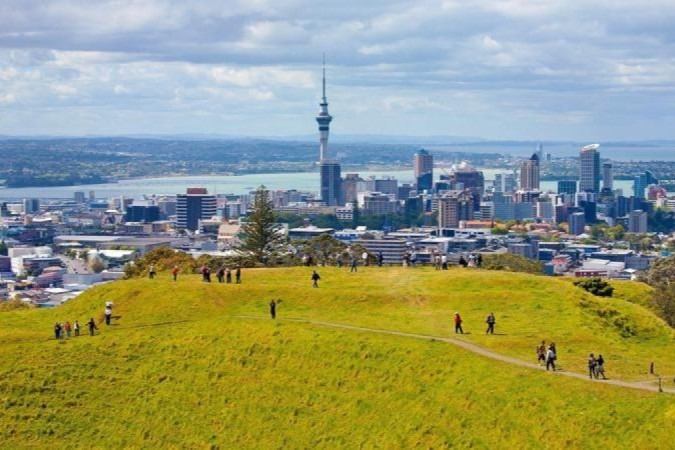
[546,344,556,371]
[485,313,496,335]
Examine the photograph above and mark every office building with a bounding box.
[125,205,160,223]
[628,210,648,233]
[602,163,613,191]
[320,161,341,206]
[494,173,517,193]
[520,153,540,190]
[557,180,577,195]
[22,198,40,214]
[414,149,433,191]
[438,191,473,228]
[569,212,586,236]
[633,171,658,199]
[176,188,217,232]
[579,144,601,192]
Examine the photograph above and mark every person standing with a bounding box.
[64,321,72,338]
[104,306,112,326]
[311,270,321,288]
[201,265,208,282]
[350,257,358,273]
[588,354,597,379]
[362,251,369,267]
[235,266,241,284]
[148,264,156,279]
[485,313,496,335]
[454,312,464,334]
[596,354,607,379]
[74,320,81,337]
[87,318,97,336]
[172,265,179,282]
[377,252,384,267]
[54,322,62,340]
[536,341,546,365]
[435,254,441,270]
[476,253,483,268]
[269,299,277,319]
[546,345,556,371]
[216,267,225,283]
[441,254,448,270]
[226,268,232,284]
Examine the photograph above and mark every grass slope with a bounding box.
[1,267,674,448]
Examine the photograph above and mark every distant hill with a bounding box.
[1,267,673,447]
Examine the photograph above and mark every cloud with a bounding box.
[0,0,674,139]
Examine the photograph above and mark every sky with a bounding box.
[0,0,674,140]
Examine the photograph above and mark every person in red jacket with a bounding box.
[454,312,464,334]
[172,265,179,281]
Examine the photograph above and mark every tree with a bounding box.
[237,185,285,264]
[643,255,675,327]
[0,240,7,256]
[573,277,614,297]
[90,257,106,274]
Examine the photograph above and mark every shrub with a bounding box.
[573,277,614,297]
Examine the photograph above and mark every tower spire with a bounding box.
[322,52,326,101]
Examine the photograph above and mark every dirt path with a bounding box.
[237,315,675,395]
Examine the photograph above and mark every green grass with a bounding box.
[1,267,674,448]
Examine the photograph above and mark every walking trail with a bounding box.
[237,315,675,395]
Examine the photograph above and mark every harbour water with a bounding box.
[0,170,636,201]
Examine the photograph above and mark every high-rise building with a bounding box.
[633,170,658,199]
[579,144,601,193]
[316,56,341,206]
[557,180,577,195]
[494,173,517,193]
[176,188,217,232]
[568,212,586,236]
[438,191,473,228]
[602,163,613,191]
[414,149,433,191]
[341,173,363,205]
[74,191,86,203]
[628,210,648,233]
[125,205,160,223]
[520,153,540,190]
[320,161,341,206]
[22,198,40,214]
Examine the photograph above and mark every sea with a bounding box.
[0,169,637,201]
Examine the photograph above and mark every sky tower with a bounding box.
[316,55,340,206]
[316,55,333,161]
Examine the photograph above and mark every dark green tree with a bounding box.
[351,203,361,228]
[643,255,675,327]
[237,185,285,264]
[573,277,614,297]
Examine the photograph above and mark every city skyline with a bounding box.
[0,1,674,140]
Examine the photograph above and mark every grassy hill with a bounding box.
[1,267,674,448]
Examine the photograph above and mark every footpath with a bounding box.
[237,315,675,395]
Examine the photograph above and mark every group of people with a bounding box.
[537,341,558,371]
[588,353,608,379]
[154,265,242,284]
[433,253,482,270]
[53,318,97,339]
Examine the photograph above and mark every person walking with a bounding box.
[104,306,112,326]
[172,265,179,282]
[485,313,496,335]
[201,265,209,282]
[269,299,277,319]
[441,254,448,270]
[148,264,156,279]
[226,268,232,284]
[74,320,81,337]
[546,344,556,371]
[87,318,97,336]
[536,341,546,365]
[216,267,225,283]
[64,321,72,338]
[435,254,442,270]
[454,312,464,334]
[235,266,241,284]
[350,257,358,273]
[311,270,321,288]
[54,322,62,340]
[588,354,598,379]
[596,354,607,379]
